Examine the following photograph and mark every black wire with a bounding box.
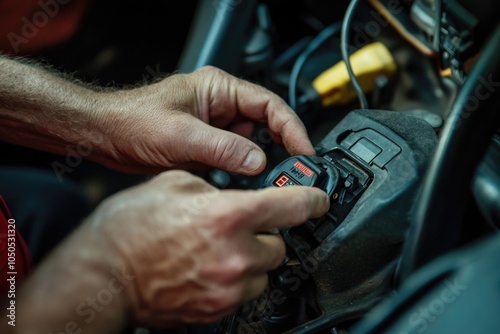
[288,22,342,111]
[272,36,313,70]
[341,0,369,109]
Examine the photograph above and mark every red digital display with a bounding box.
[294,161,314,177]
[274,174,289,187]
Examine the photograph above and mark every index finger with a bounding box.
[244,186,330,231]
[230,76,316,156]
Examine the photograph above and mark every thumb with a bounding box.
[186,120,267,175]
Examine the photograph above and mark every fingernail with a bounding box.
[242,149,265,172]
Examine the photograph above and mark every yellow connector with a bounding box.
[312,42,397,107]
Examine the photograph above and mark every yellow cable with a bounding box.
[312,42,397,107]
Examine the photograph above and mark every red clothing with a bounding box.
[0,196,31,301]
[0,0,89,55]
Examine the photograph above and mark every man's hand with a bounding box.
[1,58,312,176]
[7,171,329,333]
[92,66,315,174]
[95,171,328,326]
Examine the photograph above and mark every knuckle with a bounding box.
[290,193,310,222]
[246,190,269,212]
[231,255,251,276]
[195,65,224,76]
[212,136,241,166]
[220,253,251,281]
[203,206,236,234]
[152,171,210,195]
[204,195,249,234]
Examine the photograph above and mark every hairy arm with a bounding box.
[0,55,314,175]
[0,55,113,157]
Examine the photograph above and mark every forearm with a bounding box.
[0,55,111,156]
[0,220,132,334]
